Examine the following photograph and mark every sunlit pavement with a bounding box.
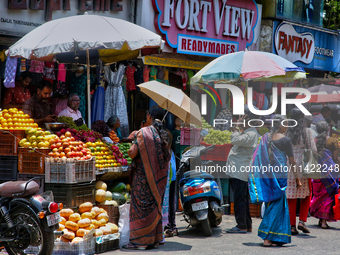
[1,213,339,255]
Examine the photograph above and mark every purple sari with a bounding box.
[310,148,339,221]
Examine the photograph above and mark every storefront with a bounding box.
[272,21,340,77]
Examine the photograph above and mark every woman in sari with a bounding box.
[124,107,171,250]
[249,115,300,247]
[286,109,316,235]
[310,121,340,228]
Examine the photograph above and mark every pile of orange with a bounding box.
[109,130,119,143]
[0,108,39,130]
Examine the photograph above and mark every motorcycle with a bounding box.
[0,178,62,255]
[178,145,223,236]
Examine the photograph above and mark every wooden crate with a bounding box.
[230,202,261,217]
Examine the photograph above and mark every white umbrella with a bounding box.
[138,81,202,127]
[7,13,164,127]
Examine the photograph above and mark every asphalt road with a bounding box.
[1,213,339,255]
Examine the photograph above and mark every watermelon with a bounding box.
[109,182,127,193]
[112,192,126,205]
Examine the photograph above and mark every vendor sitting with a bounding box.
[22,80,57,127]
[2,71,33,110]
[107,115,122,140]
[58,93,84,126]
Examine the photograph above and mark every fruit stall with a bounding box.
[0,108,134,254]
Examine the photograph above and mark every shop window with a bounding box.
[276,0,324,27]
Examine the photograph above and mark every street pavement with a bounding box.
[105,213,340,255]
[1,213,339,254]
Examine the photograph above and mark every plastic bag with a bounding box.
[118,203,130,248]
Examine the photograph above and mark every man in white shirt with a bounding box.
[58,93,84,124]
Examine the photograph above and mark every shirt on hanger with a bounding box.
[143,65,150,82]
[125,65,136,91]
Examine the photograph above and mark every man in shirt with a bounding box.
[226,106,259,234]
[312,106,331,124]
[215,107,233,131]
[2,71,33,109]
[23,80,57,127]
[58,93,84,124]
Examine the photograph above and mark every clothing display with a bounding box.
[104,64,129,137]
[29,60,45,73]
[134,65,143,85]
[156,66,164,82]
[143,65,150,82]
[186,70,194,86]
[149,66,157,80]
[125,65,136,91]
[43,62,56,84]
[163,68,169,85]
[3,82,31,107]
[176,69,188,90]
[91,63,105,123]
[70,72,95,119]
[4,56,17,88]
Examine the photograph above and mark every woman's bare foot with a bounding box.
[263,239,278,247]
[321,219,330,229]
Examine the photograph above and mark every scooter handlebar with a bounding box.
[200,145,215,156]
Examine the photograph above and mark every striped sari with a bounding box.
[129,126,171,246]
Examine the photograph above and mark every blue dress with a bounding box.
[249,133,291,244]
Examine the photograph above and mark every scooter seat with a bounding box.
[182,170,214,181]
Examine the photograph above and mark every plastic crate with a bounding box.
[180,128,201,145]
[95,234,119,254]
[45,182,95,208]
[0,156,18,181]
[18,148,49,174]
[0,130,25,156]
[52,237,95,255]
[200,142,233,161]
[17,173,45,194]
[97,204,119,225]
[45,159,95,184]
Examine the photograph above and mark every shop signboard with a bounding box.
[152,0,259,57]
[273,21,340,72]
[0,0,128,36]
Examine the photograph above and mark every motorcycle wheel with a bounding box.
[201,219,212,236]
[211,216,222,228]
[4,204,55,255]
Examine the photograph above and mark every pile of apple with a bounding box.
[47,130,92,161]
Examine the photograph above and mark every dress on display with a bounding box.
[125,65,136,91]
[143,65,150,82]
[104,64,129,137]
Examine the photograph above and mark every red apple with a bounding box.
[64,147,71,154]
[52,148,58,153]
[70,137,75,142]
[50,144,57,150]
[60,129,66,134]
[67,152,72,158]
[56,143,62,148]
[63,142,69,148]
[48,152,54,157]
[60,152,66,157]
[58,147,64,152]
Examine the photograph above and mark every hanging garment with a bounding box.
[29,60,45,73]
[4,56,17,88]
[143,65,150,82]
[91,63,105,123]
[121,74,128,104]
[156,66,164,82]
[134,66,143,85]
[70,72,95,119]
[20,59,27,72]
[186,70,194,86]
[149,66,157,80]
[125,65,136,91]
[104,64,129,137]
[176,69,188,90]
[164,68,169,85]
[44,62,56,84]
[57,63,67,82]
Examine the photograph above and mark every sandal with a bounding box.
[263,240,278,247]
[291,226,299,235]
[321,223,330,229]
[298,221,310,233]
[226,227,247,234]
[123,243,147,250]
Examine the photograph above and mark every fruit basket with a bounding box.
[200,142,233,161]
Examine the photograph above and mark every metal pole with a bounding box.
[86,50,91,129]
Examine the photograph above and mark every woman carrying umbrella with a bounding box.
[125,107,171,249]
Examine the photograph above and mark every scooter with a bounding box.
[0,178,62,255]
[178,145,223,236]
